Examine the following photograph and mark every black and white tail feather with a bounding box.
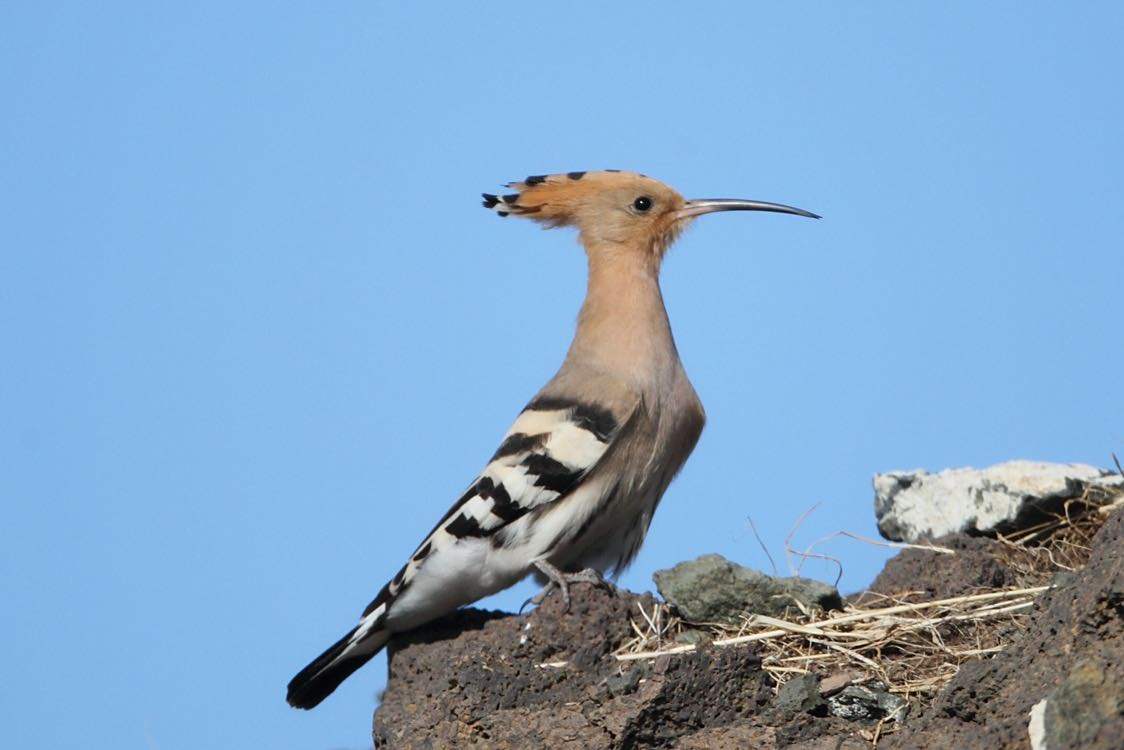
[286,394,630,709]
[285,623,388,710]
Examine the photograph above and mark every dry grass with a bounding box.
[994,482,1123,585]
[610,484,1123,716]
[615,586,1043,696]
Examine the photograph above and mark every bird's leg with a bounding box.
[528,559,615,613]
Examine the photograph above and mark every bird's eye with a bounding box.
[633,196,653,212]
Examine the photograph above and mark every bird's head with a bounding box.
[483,170,818,262]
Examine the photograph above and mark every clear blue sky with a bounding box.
[3,3,1122,749]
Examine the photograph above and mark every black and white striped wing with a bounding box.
[437,396,621,539]
[359,396,630,620]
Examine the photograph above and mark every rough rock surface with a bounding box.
[880,508,1124,750]
[653,553,843,623]
[862,533,1019,601]
[874,460,1120,542]
[773,674,826,720]
[374,501,1123,749]
[373,586,779,748]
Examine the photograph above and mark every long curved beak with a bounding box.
[676,198,820,221]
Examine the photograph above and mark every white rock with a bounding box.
[1028,697,1049,750]
[874,460,1122,542]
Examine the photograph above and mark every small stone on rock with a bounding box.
[775,674,827,719]
[827,684,909,723]
[653,554,842,624]
[673,629,711,646]
[818,671,857,697]
[606,667,643,697]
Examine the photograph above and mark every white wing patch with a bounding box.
[543,421,607,469]
[356,396,626,626]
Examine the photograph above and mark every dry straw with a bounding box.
[610,484,1122,710]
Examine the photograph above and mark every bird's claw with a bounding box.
[527,581,558,610]
[529,561,616,613]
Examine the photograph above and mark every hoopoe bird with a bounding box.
[286,170,818,709]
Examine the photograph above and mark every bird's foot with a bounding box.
[525,560,615,613]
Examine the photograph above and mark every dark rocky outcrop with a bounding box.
[880,508,1124,750]
[862,533,1019,601]
[374,503,1123,749]
[373,587,776,748]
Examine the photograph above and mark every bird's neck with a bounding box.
[566,245,678,381]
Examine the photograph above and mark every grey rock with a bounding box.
[881,508,1124,749]
[1041,660,1123,749]
[605,665,644,697]
[774,674,826,719]
[673,628,712,646]
[874,460,1121,542]
[653,554,843,624]
[827,684,909,723]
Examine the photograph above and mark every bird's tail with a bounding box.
[286,619,390,709]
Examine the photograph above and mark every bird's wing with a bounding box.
[359,393,639,621]
[287,391,640,709]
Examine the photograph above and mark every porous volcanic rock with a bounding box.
[861,533,1019,601]
[880,508,1124,750]
[373,489,1122,749]
[373,585,776,748]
